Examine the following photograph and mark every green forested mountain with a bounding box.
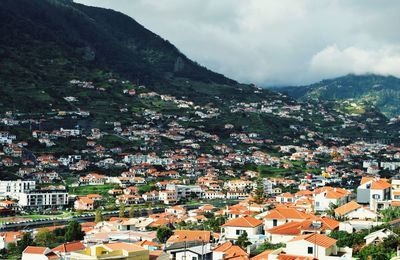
[0,0,398,142]
[0,0,276,111]
[277,74,400,118]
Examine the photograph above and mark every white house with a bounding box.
[19,190,68,209]
[266,218,339,244]
[314,187,352,212]
[263,207,313,229]
[334,201,378,220]
[0,180,36,199]
[22,246,60,260]
[173,244,212,260]
[284,233,352,259]
[221,216,263,241]
[357,177,391,211]
[364,228,397,245]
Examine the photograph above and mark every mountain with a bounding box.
[0,0,278,111]
[0,0,398,144]
[277,74,400,118]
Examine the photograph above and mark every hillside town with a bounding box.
[0,80,399,260]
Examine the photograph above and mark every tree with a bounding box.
[6,242,17,255]
[119,205,126,218]
[35,228,56,247]
[206,216,226,232]
[253,242,284,256]
[129,206,135,218]
[253,178,265,204]
[236,231,251,249]
[381,207,400,222]
[357,244,392,260]
[156,226,173,243]
[64,221,85,242]
[95,209,103,223]
[17,233,34,253]
[326,203,339,218]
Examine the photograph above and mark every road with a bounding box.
[0,205,200,232]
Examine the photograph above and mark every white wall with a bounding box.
[175,250,199,260]
[223,225,263,240]
[267,233,296,244]
[286,240,336,258]
[21,253,49,260]
[346,208,377,220]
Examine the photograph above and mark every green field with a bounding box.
[69,184,118,196]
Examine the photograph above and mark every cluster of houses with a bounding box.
[0,77,399,259]
[6,183,400,260]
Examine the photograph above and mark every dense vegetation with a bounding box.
[0,0,278,112]
[276,74,400,118]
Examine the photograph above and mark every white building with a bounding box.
[314,187,352,212]
[22,246,60,260]
[166,184,203,200]
[334,201,378,220]
[202,191,225,200]
[159,190,178,205]
[19,190,68,209]
[221,216,263,241]
[0,180,36,199]
[282,233,352,259]
[364,228,397,245]
[357,177,391,211]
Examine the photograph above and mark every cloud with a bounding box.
[310,45,400,79]
[75,0,400,86]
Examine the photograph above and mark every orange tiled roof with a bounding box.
[280,192,295,198]
[371,179,391,190]
[0,231,22,243]
[277,254,314,260]
[267,217,338,235]
[334,201,361,216]
[288,233,336,248]
[214,241,248,259]
[23,246,48,254]
[391,201,400,207]
[222,216,263,228]
[167,230,211,243]
[52,241,85,253]
[104,242,145,252]
[264,208,313,220]
[251,250,273,260]
[135,240,161,248]
[295,190,313,197]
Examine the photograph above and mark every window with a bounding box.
[307,247,313,254]
[192,257,197,260]
[236,230,243,235]
[273,219,278,227]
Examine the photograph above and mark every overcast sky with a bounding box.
[75,0,400,86]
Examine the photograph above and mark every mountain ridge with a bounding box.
[274,74,400,118]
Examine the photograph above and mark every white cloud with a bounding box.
[75,0,400,86]
[310,45,400,79]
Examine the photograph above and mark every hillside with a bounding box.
[0,0,281,111]
[0,0,398,143]
[277,74,400,118]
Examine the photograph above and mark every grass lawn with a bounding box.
[69,184,118,196]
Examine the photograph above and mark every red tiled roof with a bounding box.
[23,246,48,254]
[52,241,85,253]
[288,233,337,248]
[222,216,263,228]
[251,250,273,260]
[334,201,361,216]
[264,208,313,220]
